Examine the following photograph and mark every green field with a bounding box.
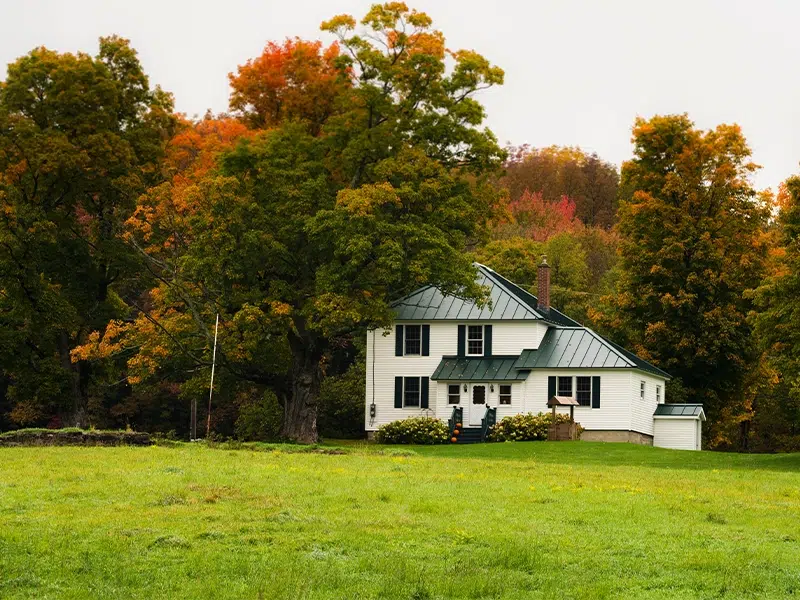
[1,442,799,599]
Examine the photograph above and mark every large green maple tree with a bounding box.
[107,3,505,442]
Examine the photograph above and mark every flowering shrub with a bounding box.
[375,417,449,445]
[488,412,579,442]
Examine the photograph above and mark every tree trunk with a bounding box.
[58,330,86,428]
[282,329,324,443]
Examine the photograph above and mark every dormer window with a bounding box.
[467,325,484,356]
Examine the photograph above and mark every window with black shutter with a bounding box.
[576,376,591,406]
[467,325,484,356]
[403,377,421,407]
[404,325,421,355]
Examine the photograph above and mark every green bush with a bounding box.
[375,417,449,445]
[318,361,366,439]
[234,390,283,441]
[488,412,576,442]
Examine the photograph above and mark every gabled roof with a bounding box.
[513,327,671,379]
[392,264,579,325]
[654,404,705,419]
[430,356,528,381]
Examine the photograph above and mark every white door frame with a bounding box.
[468,383,488,426]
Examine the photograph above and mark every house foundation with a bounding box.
[581,430,653,445]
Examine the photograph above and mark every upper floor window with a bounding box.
[404,325,421,355]
[499,384,512,405]
[558,376,573,397]
[467,325,484,356]
[576,376,591,406]
[656,385,661,404]
[640,381,646,400]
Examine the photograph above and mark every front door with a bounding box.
[469,384,487,426]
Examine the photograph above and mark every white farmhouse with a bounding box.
[365,259,705,450]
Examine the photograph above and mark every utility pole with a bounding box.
[206,314,219,438]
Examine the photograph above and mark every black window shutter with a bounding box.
[457,325,466,357]
[592,376,601,409]
[484,325,492,357]
[394,377,403,408]
[421,377,429,408]
[395,325,404,356]
[547,376,556,404]
[422,325,430,356]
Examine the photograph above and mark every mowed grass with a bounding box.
[1,443,800,599]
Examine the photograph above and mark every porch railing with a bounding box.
[449,406,463,438]
[481,406,497,442]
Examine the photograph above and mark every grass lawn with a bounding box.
[1,442,800,599]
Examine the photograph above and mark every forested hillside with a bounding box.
[1,3,798,450]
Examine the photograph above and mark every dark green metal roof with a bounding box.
[654,404,705,418]
[512,327,671,379]
[430,356,529,381]
[391,264,579,326]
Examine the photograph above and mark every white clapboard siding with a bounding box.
[523,369,634,432]
[365,323,456,430]
[654,418,701,450]
[365,321,545,431]
[490,322,549,354]
[629,372,665,436]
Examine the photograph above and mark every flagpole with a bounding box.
[206,314,219,438]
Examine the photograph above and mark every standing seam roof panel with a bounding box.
[568,333,595,367]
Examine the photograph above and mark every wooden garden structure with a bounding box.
[547,396,580,441]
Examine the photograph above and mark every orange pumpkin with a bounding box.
[453,429,460,435]
[451,437,458,443]
[456,423,462,428]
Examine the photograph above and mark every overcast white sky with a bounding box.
[2,0,798,191]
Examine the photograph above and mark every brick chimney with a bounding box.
[537,255,551,314]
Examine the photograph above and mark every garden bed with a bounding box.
[0,428,152,447]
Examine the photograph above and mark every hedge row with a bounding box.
[0,428,152,447]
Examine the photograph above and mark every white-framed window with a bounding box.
[404,377,421,408]
[656,385,661,404]
[499,384,512,405]
[467,325,484,356]
[447,384,461,405]
[404,325,421,355]
[640,380,646,400]
[558,376,573,397]
[576,376,591,406]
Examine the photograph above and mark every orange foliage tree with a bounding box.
[229,38,347,134]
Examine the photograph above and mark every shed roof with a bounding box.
[430,356,528,382]
[654,404,705,419]
[392,264,579,326]
[512,327,670,379]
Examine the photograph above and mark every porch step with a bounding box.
[453,427,484,444]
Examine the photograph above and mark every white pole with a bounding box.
[206,314,219,438]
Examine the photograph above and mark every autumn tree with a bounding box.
[503,146,619,228]
[102,3,505,442]
[229,38,347,134]
[750,176,800,448]
[599,114,769,437]
[0,37,176,426]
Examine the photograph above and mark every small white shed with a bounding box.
[653,404,705,450]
